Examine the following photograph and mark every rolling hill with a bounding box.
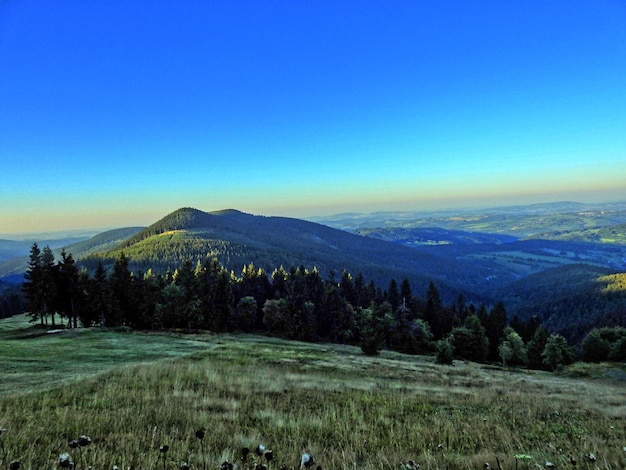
[529,222,626,244]
[77,207,496,300]
[0,227,145,280]
[493,264,626,343]
[313,202,626,339]
[2,204,625,342]
[312,201,626,237]
[0,236,90,263]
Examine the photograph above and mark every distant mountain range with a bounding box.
[310,201,626,236]
[0,227,144,280]
[1,202,626,341]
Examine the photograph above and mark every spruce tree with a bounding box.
[40,246,58,327]
[23,243,44,325]
[57,250,79,328]
[109,252,134,326]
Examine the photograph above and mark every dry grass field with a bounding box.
[0,315,624,469]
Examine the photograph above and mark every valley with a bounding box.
[1,203,625,468]
[1,202,625,344]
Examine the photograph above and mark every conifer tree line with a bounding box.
[22,243,624,369]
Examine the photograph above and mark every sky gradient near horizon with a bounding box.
[2,1,626,235]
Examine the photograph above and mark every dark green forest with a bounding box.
[73,208,626,349]
[4,206,626,368]
[22,241,626,371]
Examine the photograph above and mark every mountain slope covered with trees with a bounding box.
[2,205,626,349]
[23,238,593,371]
[78,207,494,301]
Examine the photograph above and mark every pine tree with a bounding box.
[424,281,442,323]
[91,261,111,326]
[353,272,368,308]
[386,278,400,313]
[527,326,549,369]
[56,250,80,328]
[484,301,508,360]
[339,270,356,306]
[40,246,58,327]
[318,282,343,341]
[23,243,44,325]
[198,258,233,332]
[174,259,198,301]
[109,252,134,326]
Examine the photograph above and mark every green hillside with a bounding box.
[497,265,626,342]
[64,226,145,256]
[0,316,625,469]
[529,222,626,244]
[80,208,495,300]
[3,206,625,341]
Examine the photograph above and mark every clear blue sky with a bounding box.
[2,0,625,234]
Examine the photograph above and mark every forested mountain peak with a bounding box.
[151,207,211,230]
[121,207,249,247]
[74,207,485,302]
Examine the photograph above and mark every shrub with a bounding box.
[435,338,454,364]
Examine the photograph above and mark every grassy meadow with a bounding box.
[0,315,625,469]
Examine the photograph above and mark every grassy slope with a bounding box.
[0,315,213,395]
[0,317,625,469]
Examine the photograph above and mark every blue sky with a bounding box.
[1,1,625,234]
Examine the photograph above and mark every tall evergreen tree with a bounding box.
[90,261,111,327]
[452,294,469,322]
[339,270,356,307]
[133,269,161,329]
[400,278,413,314]
[235,263,271,328]
[174,259,198,301]
[389,296,418,353]
[527,325,549,369]
[56,250,80,328]
[109,252,134,326]
[213,268,234,331]
[75,268,96,327]
[318,282,339,340]
[198,258,233,332]
[23,243,44,325]
[386,278,400,313]
[423,281,445,338]
[271,265,289,299]
[156,284,185,328]
[484,301,508,360]
[40,246,58,327]
[305,267,325,311]
[353,272,370,308]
